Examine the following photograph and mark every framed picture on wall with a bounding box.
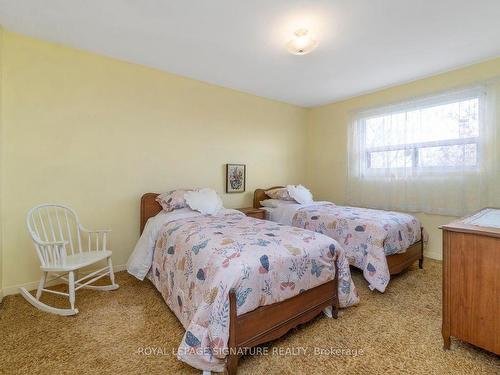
[226,164,246,193]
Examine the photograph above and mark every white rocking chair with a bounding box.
[21,204,119,315]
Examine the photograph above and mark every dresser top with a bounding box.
[441,208,500,238]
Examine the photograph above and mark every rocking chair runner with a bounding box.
[21,204,119,315]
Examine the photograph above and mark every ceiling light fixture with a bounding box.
[286,28,318,55]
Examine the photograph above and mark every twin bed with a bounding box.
[128,193,358,374]
[128,187,424,374]
[254,187,424,292]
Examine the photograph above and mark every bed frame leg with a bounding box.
[418,228,424,269]
[331,302,339,319]
[332,262,339,319]
[225,354,239,375]
[225,289,239,375]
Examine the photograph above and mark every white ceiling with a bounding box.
[1,1,499,107]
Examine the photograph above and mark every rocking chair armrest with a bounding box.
[33,239,69,247]
[79,226,112,234]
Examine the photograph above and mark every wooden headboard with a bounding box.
[140,193,162,234]
[253,186,284,208]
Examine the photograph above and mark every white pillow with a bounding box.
[185,188,223,215]
[287,185,313,205]
[260,199,298,208]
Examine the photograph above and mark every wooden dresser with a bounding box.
[441,208,500,355]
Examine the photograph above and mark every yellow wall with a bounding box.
[306,58,500,260]
[2,29,499,291]
[1,32,307,290]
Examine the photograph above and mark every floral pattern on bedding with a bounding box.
[292,203,422,293]
[265,187,295,201]
[156,189,194,212]
[151,213,358,372]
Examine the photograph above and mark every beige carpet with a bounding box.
[1,259,498,374]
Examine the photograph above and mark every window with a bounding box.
[359,93,482,174]
[346,84,495,217]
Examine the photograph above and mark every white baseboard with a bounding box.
[424,250,442,261]
[113,264,128,272]
[1,264,127,298]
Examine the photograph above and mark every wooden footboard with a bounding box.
[386,229,424,275]
[225,265,339,375]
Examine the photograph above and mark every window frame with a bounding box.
[355,88,485,176]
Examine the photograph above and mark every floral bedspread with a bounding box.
[292,204,422,292]
[151,212,359,372]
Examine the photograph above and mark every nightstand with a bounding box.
[237,207,266,220]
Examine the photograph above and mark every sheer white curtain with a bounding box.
[347,83,498,217]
